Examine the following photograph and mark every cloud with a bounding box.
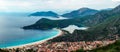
[112,0,120,2]
[0,0,120,13]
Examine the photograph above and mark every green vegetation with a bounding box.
[74,40,120,52]
[23,18,83,30]
[89,40,120,52]
[89,15,120,34]
[49,14,120,42]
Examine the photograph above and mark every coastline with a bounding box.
[4,29,63,49]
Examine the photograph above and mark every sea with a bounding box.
[0,13,59,48]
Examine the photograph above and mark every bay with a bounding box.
[0,13,59,48]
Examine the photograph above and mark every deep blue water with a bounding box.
[0,13,59,48]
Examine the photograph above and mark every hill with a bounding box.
[23,18,83,30]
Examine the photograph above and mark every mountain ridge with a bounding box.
[61,8,98,18]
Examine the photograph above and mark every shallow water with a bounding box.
[0,13,59,48]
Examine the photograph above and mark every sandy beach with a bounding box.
[4,29,63,49]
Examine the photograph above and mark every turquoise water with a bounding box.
[0,13,59,48]
[0,30,58,48]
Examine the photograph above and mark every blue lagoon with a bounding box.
[0,13,59,48]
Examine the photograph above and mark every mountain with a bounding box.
[42,5,120,42]
[61,8,98,18]
[88,14,120,36]
[110,5,120,14]
[29,11,59,17]
[23,5,120,30]
[89,14,120,39]
[48,13,120,42]
[78,5,120,26]
[23,18,83,30]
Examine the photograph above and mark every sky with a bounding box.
[0,0,120,13]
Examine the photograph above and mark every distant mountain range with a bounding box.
[29,8,98,18]
[29,8,115,19]
[61,8,98,18]
[29,11,59,17]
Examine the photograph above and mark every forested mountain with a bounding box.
[47,5,120,42]
[49,14,120,42]
[23,18,83,30]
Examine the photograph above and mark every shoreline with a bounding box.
[3,29,63,49]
